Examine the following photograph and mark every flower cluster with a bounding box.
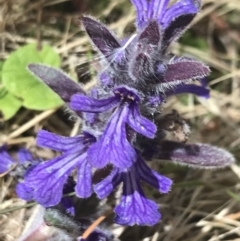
[12,0,235,228]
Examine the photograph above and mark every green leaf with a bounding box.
[0,61,4,81]
[0,87,22,120]
[226,190,240,202]
[2,44,63,110]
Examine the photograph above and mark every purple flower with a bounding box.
[94,155,172,226]
[0,145,16,174]
[22,131,96,207]
[71,86,156,169]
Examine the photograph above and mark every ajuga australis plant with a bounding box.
[11,0,235,232]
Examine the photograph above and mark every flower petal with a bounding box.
[88,106,137,169]
[37,130,88,152]
[114,182,160,226]
[130,0,149,29]
[75,156,93,198]
[136,157,172,193]
[28,64,85,102]
[94,168,122,199]
[61,177,76,215]
[16,182,33,201]
[17,148,33,164]
[127,104,156,138]
[131,0,170,29]
[25,148,85,206]
[70,94,118,113]
[166,84,210,98]
[0,145,15,174]
[149,0,170,21]
[162,0,199,28]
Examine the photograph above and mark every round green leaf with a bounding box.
[0,87,22,120]
[2,44,63,110]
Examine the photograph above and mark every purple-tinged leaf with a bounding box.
[139,21,161,46]
[81,16,121,57]
[28,64,85,102]
[162,14,196,51]
[129,53,153,82]
[158,141,235,168]
[163,58,210,85]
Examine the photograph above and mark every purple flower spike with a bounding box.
[24,132,96,206]
[28,64,85,103]
[158,141,235,168]
[24,0,234,227]
[0,145,15,174]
